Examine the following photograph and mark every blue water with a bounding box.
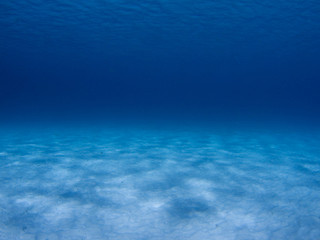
[1,0,320,239]
[1,0,320,118]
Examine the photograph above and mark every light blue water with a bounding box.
[0,125,319,240]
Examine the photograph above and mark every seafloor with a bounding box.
[0,124,319,240]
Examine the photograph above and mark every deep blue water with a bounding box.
[1,0,320,120]
[1,0,320,239]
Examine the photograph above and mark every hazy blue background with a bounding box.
[1,2,320,239]
[1,0,320,122]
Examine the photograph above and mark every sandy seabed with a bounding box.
[0,125,319,240]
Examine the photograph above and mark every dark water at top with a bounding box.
[1,0,320,122]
